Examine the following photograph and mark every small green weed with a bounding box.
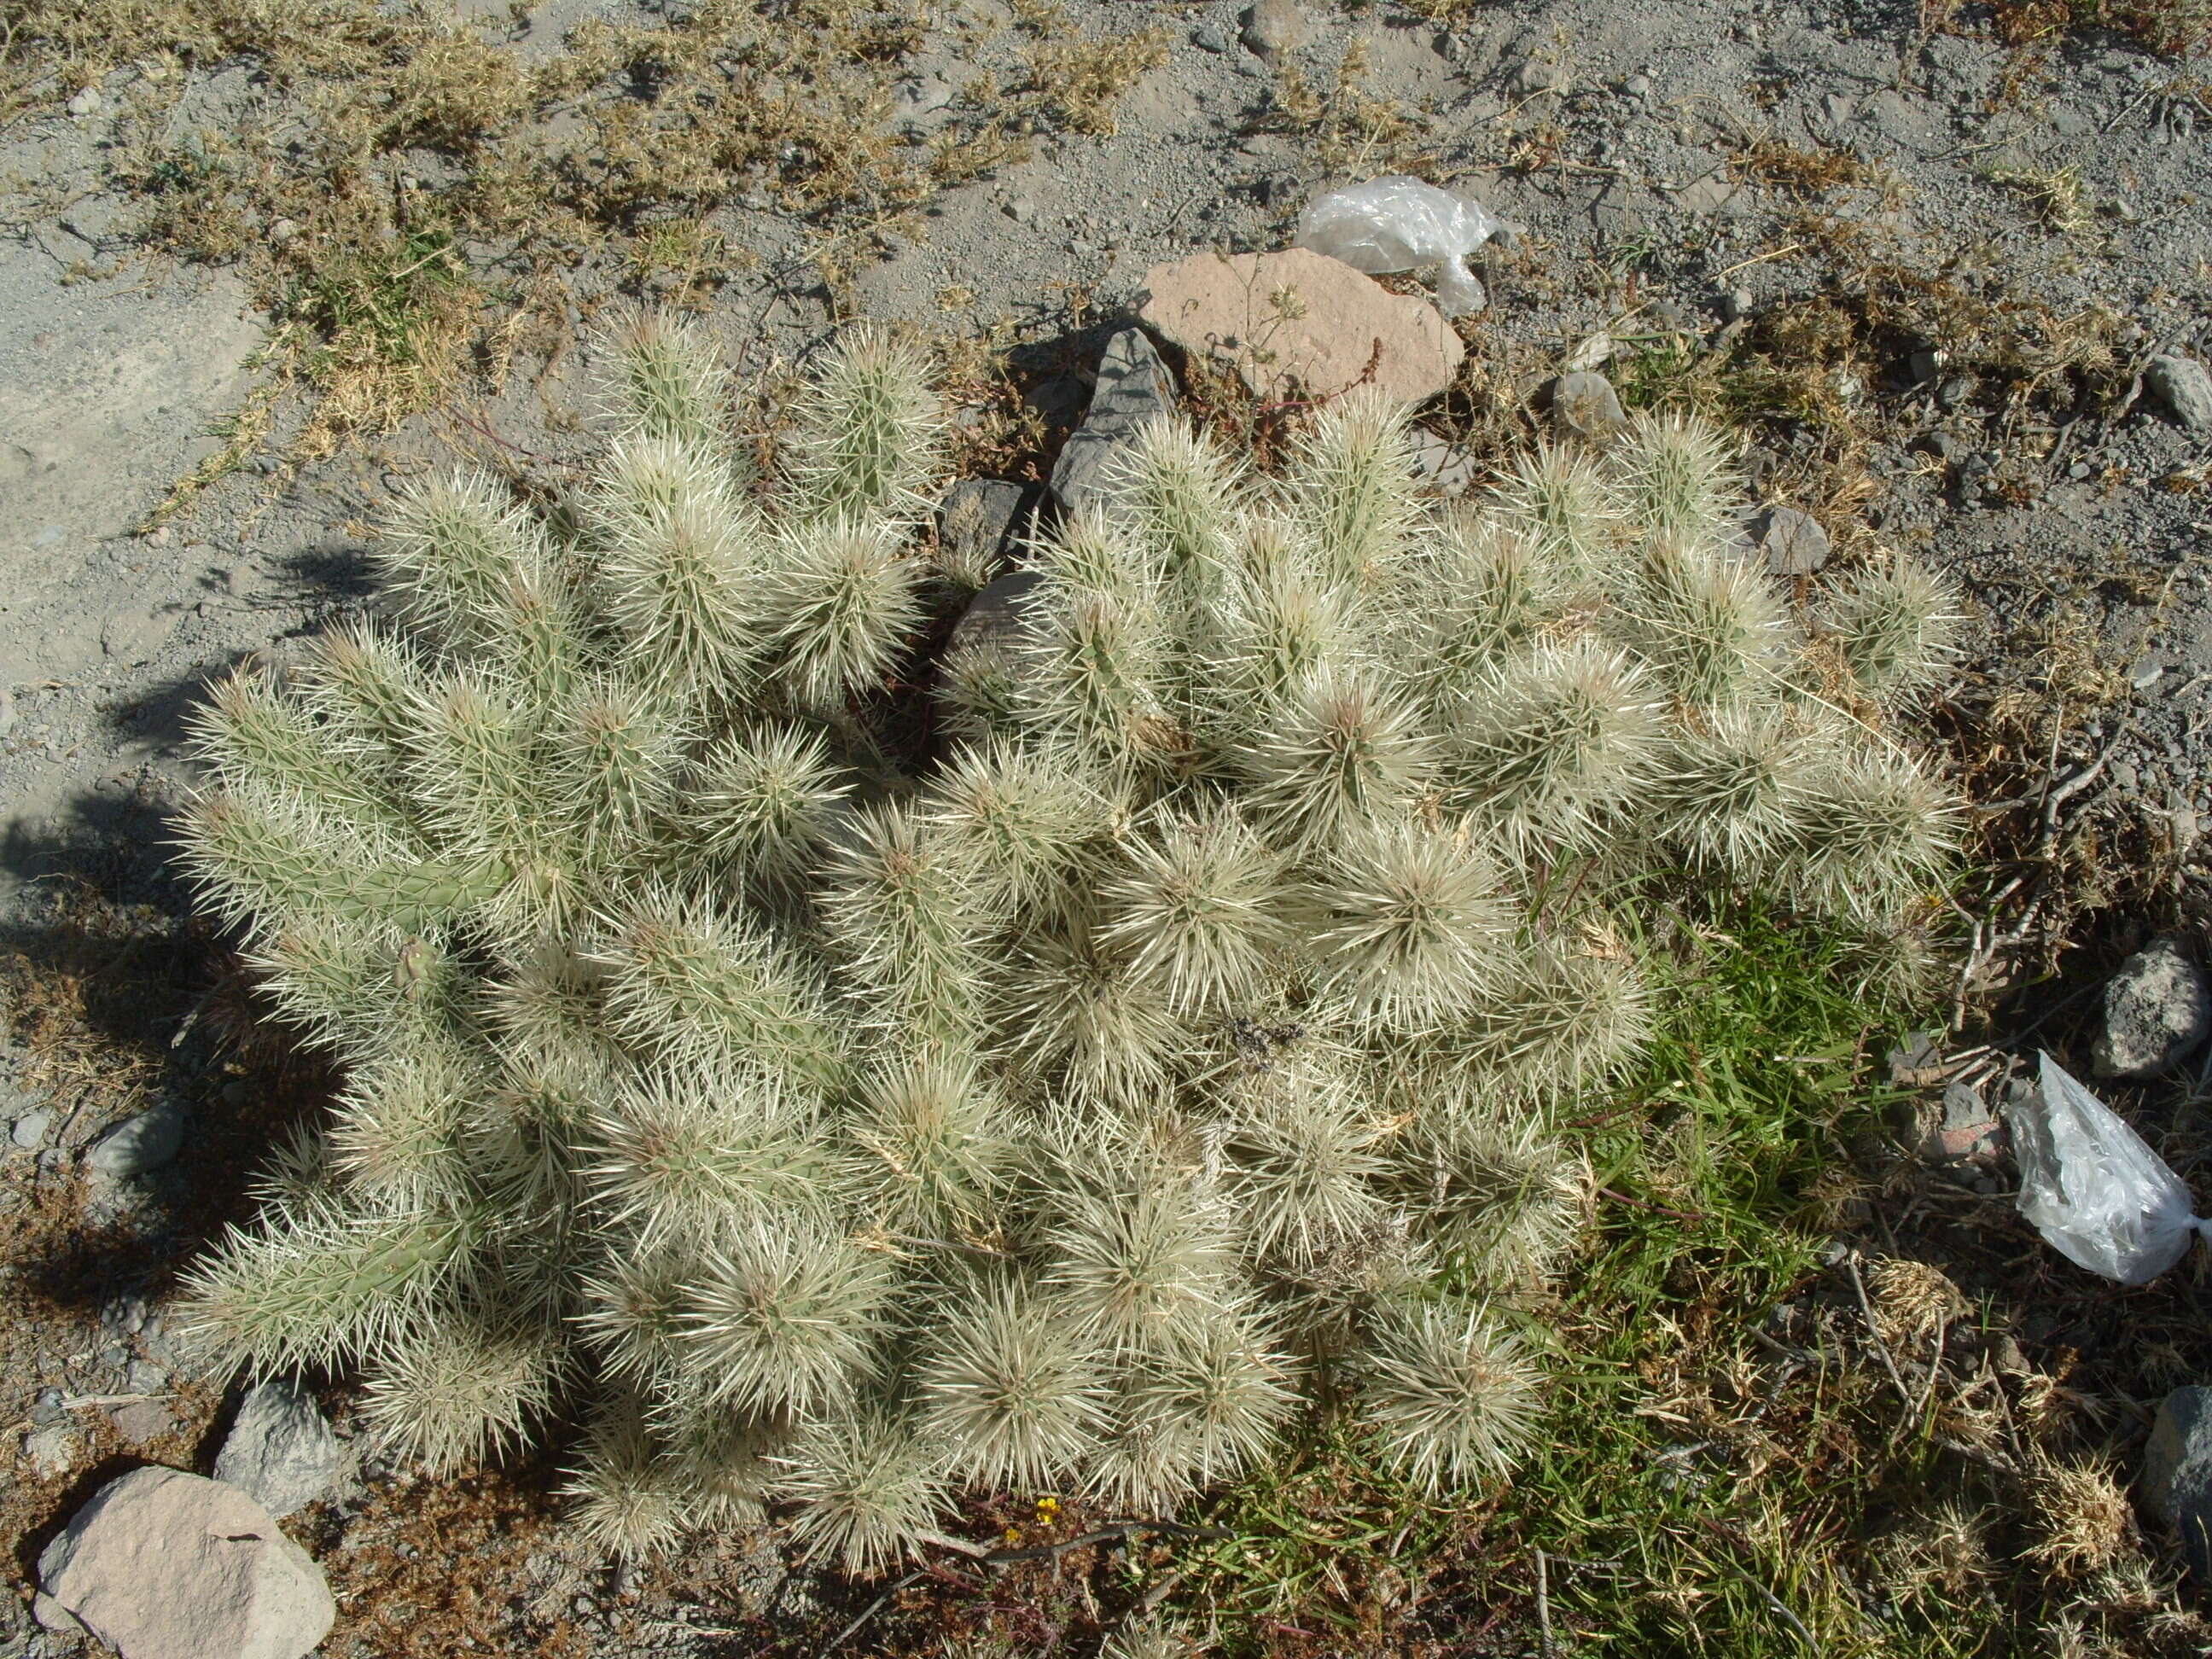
[283,225,480,443]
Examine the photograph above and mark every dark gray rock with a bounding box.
[938,479,1036,582]
[949,569,1046,660]
[84,1097,185,1178]
[2143,1385,2212,1576]
[1191,22,1229,52]
[1924,1077,2005,1162]
[2147,355,2212,431]
[2093,935,2212,1079]
[1551,371,1627,445]
[1759,505,1832,575]
[213,1379,347,1519]
[1049,328,1179,521]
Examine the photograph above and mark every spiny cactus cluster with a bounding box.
[176,313,1959,1571]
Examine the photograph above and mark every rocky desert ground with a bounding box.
[3,0,2212,1654]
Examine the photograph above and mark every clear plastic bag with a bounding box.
[1292,178,1504,317]
[2009,1051,2206,1285]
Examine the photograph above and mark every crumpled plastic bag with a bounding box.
[2009,1051,2208,1285]
[1293,178,1505,317]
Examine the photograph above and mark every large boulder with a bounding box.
[1138,247,1464,406]
[36,1467,335,1659]
[948,568,1046,660]
[2147,354,2212,431]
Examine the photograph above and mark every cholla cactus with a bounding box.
[176,313,1959,1570]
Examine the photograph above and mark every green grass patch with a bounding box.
[1153,905,1962,1656]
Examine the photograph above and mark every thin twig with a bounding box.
[1896,1321,1947,1449]
[1534,1549,1557,1659]
[1693,1519,1823,1656]
[917,1519,1232,1566]
[877,1231,1019,1263]
[1845,1251,1916,1414]
[1138,1569,1186,1616]
[1598,1186,1712,1224]
[827,1569,925,1649]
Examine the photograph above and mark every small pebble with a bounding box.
[1191,23,1229,52]
[23,1422,79,1477]
[67,87,101,117]
[2068,461,2093,480]
[2147,354,2212,431]
[1241,0,1310,61]
[1513,58,1567,95]
[269,218,300,246]
[2131,660,2163,690]
[1721,287,1754,322]
[1004,195,1036,224]
[1623,72,1654,98]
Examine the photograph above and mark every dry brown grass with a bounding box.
[1260,36,1439,178]
[1992,0,2212,55]
[1006,0,1169,138]
[0,0,1171,468]
[1733,136,1877,198]
[1868,1255,1970,1345]
[2028,1455,2139,1580]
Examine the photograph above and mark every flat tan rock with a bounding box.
[38,1467,335,1659]
[1138,247,1464,405]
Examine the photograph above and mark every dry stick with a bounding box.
[1534,1548,1557,1659]
[917,1519,1234,1565]
[1901,1321,1948,1447]
[1138,1569,1186,1616]
[1598,1185,1711,1225]
[1844,1251,1917,1416]
[877,1230,1019,1263]
[827,1568,927,1650]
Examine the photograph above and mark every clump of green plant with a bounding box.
[175,311,1959,1573]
